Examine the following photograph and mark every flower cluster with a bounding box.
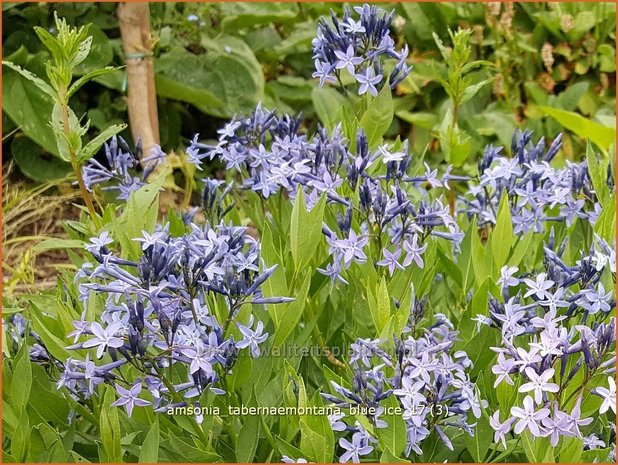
[57,222,291,416]
[82,136,165,200]
[189,104,465,285]
[312,4,412,95]
[322,310,486,461]
[460,130,613,233]
[476,234,616,450]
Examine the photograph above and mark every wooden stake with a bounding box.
[118,2,160,163]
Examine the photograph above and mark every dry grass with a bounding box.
[2,162,79,294]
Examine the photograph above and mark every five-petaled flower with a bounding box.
[111,382,151,417]
[510,395,550,437]
[82,322,125,359]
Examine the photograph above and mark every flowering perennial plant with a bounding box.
[57,221,291,416]
[477,234,616,458]
[311,4,412,96]
[4,3,616,464]
[188,104,466,285]
[322,310,486,461]
[83,136,166,200]
[460,130,614,233]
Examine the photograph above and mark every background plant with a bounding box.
[3,3,615,182]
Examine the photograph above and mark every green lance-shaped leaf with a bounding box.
[360,83,394,148]
[1,61,55,97]
[491,191,514,268]
[138,418,160,463]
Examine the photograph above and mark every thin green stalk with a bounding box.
[59,94,101,229]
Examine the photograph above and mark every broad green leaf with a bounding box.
[395,111,439,130]
[380,447,409,462]
[11,136,71,182]
[161,431,220,462]
[236,398,261,462]
[157,37,263,118]
[439,109,471,167]
[436,247,463,289]
[290,189,326,270]
[360,83,394,148]
[260,224,289,300]
[376,396,407,457]
[3,62,57,156]
[539,105,616,151]
[50,102,85,162]
[460,78,494,104]
[274,436,304,461]
[471,227,489,285]
[558,436,583,463]
[31,312,73,361]
[299,392,334,463]
[30,423,66,462]
[273,268,311,347]
[219,3,298,30]
[138,418,159,463]
[99,387,122,462]
[290,189,305,270]
[114,171,167,260]
[29,365,71,427]
[463,410,492,462]
[521,432,553,463]
[311,86,348,132]
[457,219,476,296]
[368,277,391,334]
[12,408,29,462]
[155,73,224,109]
[228,354,252,391]
[2,60,54,97]
[593,191,616,242]
[508,231,534,268]
[586,142,610,207]
[581,448,612,463]
[284,360,308,410]
[491,193,514,268]
[32,27,64,63]
[67,66,122,99]
[74,25,113,74]
[496,377,520,417]
[302,194,327,267]
[11,345,32,413]
[462,308,499,377]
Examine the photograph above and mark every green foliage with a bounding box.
[1,3,616,464]
[3,13,125,166]
[4,2,615,182]
[360,84,394,148]
[492,193,514,268]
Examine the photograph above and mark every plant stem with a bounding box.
[448,99,460,216]
[60,99,101,229]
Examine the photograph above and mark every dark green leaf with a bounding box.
[463,410,492,462]
[3,63,57,155]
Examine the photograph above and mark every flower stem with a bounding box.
[60,98,101,229]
